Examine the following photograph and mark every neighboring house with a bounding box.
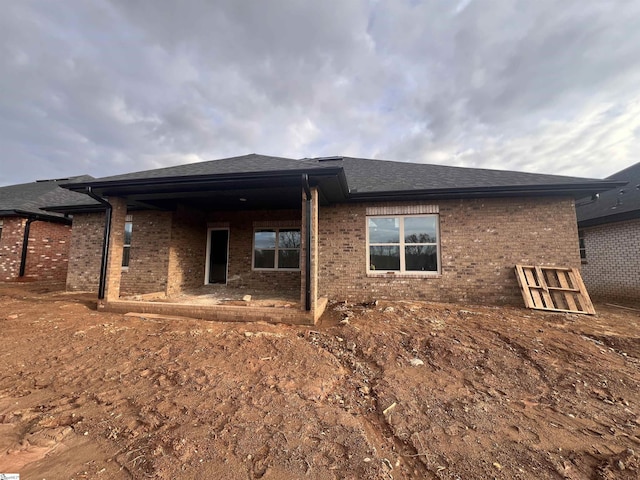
[576,162,640,304]
[53,154,620,323]
[0,176,94,282]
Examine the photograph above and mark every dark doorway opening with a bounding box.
[207,229,229,284]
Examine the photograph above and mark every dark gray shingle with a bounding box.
[313,157,610,193]
[93,153,333,183]
[576,162,640,224]
[0,175,97,218]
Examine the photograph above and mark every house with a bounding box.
[576,162,640,304]
[53,154,621,324]
[0,176,94,283]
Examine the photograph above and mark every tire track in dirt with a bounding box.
[2,285,639,479]
[304,327,438,479]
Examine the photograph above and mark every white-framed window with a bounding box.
[122,215,133,268]
[253,228,301,270]
[367,214,440,274]
[578,229,586,262]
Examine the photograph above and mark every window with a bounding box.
[0,219,3,243]
[578,229,586,262]
[122,215,133,268]
[253,228,301,270]
[367,215,440,274]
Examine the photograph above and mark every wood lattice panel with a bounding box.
[515,265,596,315]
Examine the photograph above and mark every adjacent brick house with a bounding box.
[576,162,640,305]
[56,154,620,323]
[0,176,93,283]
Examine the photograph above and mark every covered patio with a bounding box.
[63,156,348,325]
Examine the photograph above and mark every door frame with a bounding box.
[204,227,230,285]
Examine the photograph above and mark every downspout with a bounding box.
[302,174,312,311]
[85,187,112,300]
[18,217,36,277]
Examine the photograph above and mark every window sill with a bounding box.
[367,272,441,279]
[121,266,130,272]
[581,260,588,264]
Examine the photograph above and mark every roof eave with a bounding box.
[347,181,626,201]
[62,167,345,193]
[578,209,640,228]
[0,209,71,224]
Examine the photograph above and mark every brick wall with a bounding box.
[23,220,71,282]
[206,209,301,294]
[581,218,640,304]
[66,205,304,297]
[318,197,581,305]
[166,205,207,296]
[0,217,25,280]
[66,212,104,291]
[65,196,580,306]
[0,216,71,282]
[120,211,172,296]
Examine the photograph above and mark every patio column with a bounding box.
[103,196,127,302]
[301,186,319,312]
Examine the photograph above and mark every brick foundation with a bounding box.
[580,218,640,304]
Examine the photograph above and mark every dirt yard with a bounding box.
[0,284,638,480]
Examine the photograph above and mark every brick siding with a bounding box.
[68,205,303,297]
[205,209,301,294]
[120,211,172,296]
[0,216,70,282]
[66,212,104,291]
[66,196,581,307]
[166,206,208,296]
[318,197,581,305]
[0,217,25,280]
[23,221,71,282]
[580,218,640,304]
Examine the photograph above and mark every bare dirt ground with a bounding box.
[0,283,638,480]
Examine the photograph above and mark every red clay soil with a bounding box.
[0,283,638,479]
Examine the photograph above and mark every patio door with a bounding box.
[206,228,229,284]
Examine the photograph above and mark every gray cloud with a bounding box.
[1,0,639,185]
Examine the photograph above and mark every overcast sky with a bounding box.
[1,0,639,186]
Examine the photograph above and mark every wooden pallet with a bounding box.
[515,265,596,315]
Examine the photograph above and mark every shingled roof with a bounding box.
[576,162,640,227]
[91,153,336,183]
[0,175,96,221]
[61,153,623,206]
[308,156,617,196]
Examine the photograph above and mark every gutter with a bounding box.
[302,174,312,312]
[347,181,627,201]
[84,187,112,300]
[2,209,71,224]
